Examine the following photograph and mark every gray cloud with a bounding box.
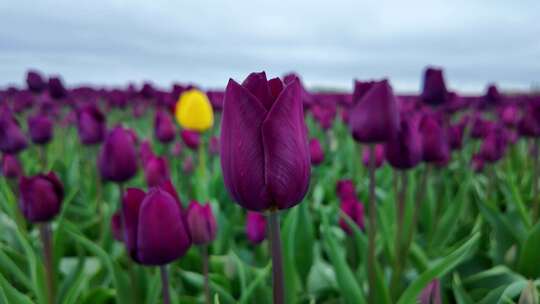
[0,0,539,93]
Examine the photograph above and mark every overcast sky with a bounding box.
[0,0,539,93]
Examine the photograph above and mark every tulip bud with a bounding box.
[111,211,123,242]
[339,197,365,234]
[154,110,176,143]
[419,114,450,164]
[28,114,53,145]
[220,72,311,211]
[1,154,23,179]
[362,144,385,169]
[19,172,64,222]
[77,105,106,145]
[348,79,400,143]
[484,84,502,105]
[171,142,183,157]
[98,126,138,183]
[246,211,266,244]
[418,279,441,304]
[186,201,217,245]
[385,118,422,170]
[447,124,464,150]
[175,89,214,132]
[518,105,540,138]
[181,130,200,150]
[48,76,67,100]
[421,67,448,106]
[336,179,356,201]
[144,155,170,187]
[309,138,324,166]
[122,187,191,265]
[499,105,519,127]
[26,70,47,93]
[0,110,28,154]
[480,126,507,163]
[182,155,194,173]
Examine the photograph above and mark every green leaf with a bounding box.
[238,263,271,304]
[0,272,34,304]
[397,233,480,304]
[518,222,540,278]
[452,273,475,304]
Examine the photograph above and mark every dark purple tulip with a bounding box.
[309,138,324,166]
[140,83,156,99]
[480,126,507,163]
[28,114,53,145]
[339,197,365,234]
[139,140,155,165]
[0,110,28,154]
[518,105,540,137]
[220,72,311,211]
[447,124,464,150]
[154,110,176,143]
[336,179,356,201]
[419,114,450,163]
[19,172,64,223]
[111,211,123,242]
[349,80,399,143]
[186,201,217,245]
[77,105,106,145]
[209,136,220,155]
[484,84,501,105]
[181,130,200,150]
[499,105,519,127]
[385,118,422,170]
[98,126,138,183]
[470,114,490,139]
[144,155,170,187]
[352,81,375,104]
[182,156,194,174]
[362,144,385,169]
[26,70,47,93]
[421,67,448,106]
[246,211,267,244]
[122,187,191,265]
[471,154,484,172]
[48,76,67,100]
[419,279,441,304]
[1,154,23,179]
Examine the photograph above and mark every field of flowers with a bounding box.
[0,68,539,303]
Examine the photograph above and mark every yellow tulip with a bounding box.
[175,89,214,132]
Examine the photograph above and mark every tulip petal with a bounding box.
[121,188,145,261]
[220,79,271,211]
[261,79,311,209]
[241,72,274,110]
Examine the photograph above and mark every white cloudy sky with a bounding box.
[0,0,539,93]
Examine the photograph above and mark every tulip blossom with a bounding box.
[28,113,53,145]
[246,211,267,244]
[186,201,217,245]
[339,197,365,234]
[48,76,67,100]
[336,179,356,201]
[143,155,170,187]
[480,126,507,163]
[309,138,324,165]
[421,67,448,106]
[362,144,385,169]
[419,114,450,164]
[385,118,422,170]
[180,129,200,150]
[77,105,106,145]
[419,279,441,304]
[471,154,484,172]
[19,172,64,223]
[1,154,23,179]
[98,126,138,183]
[182,155,194,173]
[220,72,310,211]
[154,110,176,143]
[111,211,123,242]
[447,124,464,151]
[26,70,47,93]
[0,109,28,154]
[175,89,214,132]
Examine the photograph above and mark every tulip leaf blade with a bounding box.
[517,222,540,278]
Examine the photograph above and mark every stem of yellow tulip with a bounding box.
[40,223,54,304]
[268,210,284,304]
[389,170,408,298]
[197,135,208,201]
[160,265,171,304]
[201,245,211,304]
[367,144,377,304]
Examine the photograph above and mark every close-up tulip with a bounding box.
[180,129,200,150]
[143,155,170,187]
[186,201,217,245]
[1,154,23,179]
[419,114,450,164]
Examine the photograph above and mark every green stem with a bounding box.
[389,171,408,297]
[367,144,377,304]
[160,265,171,304]
[202,245,211,304]
[39,223,54,304]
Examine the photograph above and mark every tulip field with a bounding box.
[1,69,540,304]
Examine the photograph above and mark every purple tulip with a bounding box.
[385,117,423,170]
[246,211,267,244]
[48,76,67,100]
[154,110,176,143]
[421,67,448,106]
[471,154,484,172]
[419,114,450,164]
[518,105,540,137]
[111,211,123,242]
[28,114,53,145]
[181,130,200,150]
[220,72,310,211]
[484,84,502,105]
[336,179,356,201]
[171,142,183,157]
[349,79,399,143]
[0,110,28,154]
[139,140,155,165]
[122,186,191,265]
[186,201,217,245]
[339,197,365,234]
[143,155,170,187]
[98,126,138,183]
[26,70,47,93]
[499,105,519,127]
[1,154,23,179]
[419,279,441,304]
[480,126,507,163]
[309,138,324,166]
[19,172,64,222]
[77,105,106,145]
[362,144,385,169]
[447,124,464,150]
[209,136,220,155]
[182,155,195,174]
